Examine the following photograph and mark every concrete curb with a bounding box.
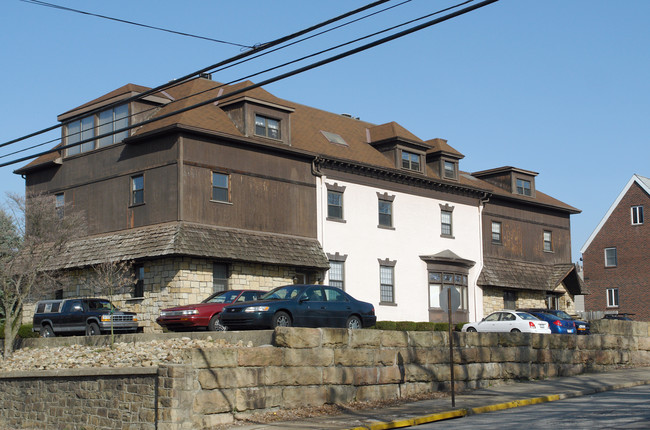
[344,378,650,430]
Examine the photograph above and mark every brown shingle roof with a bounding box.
[478,257,584,295]
[44,222,329,271]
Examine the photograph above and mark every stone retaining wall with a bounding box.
[1,320,649,429]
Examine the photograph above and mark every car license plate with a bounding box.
[567,329,574,333]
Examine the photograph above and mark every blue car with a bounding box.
[220,284,377,330]
[543,309,590,335]
[518,309,575,334]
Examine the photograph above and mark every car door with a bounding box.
[60,299,85,333]
[322,287,351,327]
[478,312,501,332]
[499,312,517,331]
[299,286,327,327]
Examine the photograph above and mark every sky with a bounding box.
[1,0,649,263]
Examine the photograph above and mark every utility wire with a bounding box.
[3,0,417,159]
[0,0,499,169]
[2,0,391,150]
[19,0,254,49]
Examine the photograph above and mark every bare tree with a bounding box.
[0,193,85,359]
[86,260,136,346]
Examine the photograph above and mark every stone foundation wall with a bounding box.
[22,257,299,332]
[2,321,649,429]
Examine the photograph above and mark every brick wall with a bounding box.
[583,182,650,320]
[2,323,649,429]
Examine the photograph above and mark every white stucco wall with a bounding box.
[317,175,484,323]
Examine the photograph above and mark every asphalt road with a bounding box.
[415,384,650,429]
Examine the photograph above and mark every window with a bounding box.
[378,199,393,228]
[327,190,343,220]
[504,290,517,309]
[254,114,280,139]
[379,265,395,304]
[98,104,129,147]
[605,247,617,267]
[213,263,229,293]
[543,231,553,252]
[443,160,456,179]
[133,265,144,298]
[328,260,344,290]
[491,221,502,244]
[428,272,468,310]
[131,175,144,205]
[441,210,453,237]
[516,178,532,196]
[401,150,421,172]
[607,288,619,307]
[212,172,229,202]
[55,193,65,219]
[65,104,129,156]
[546,294,559,310]
[631,206,644,225]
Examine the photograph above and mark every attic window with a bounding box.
[321,131,348,146]
[516,178,532,196]
[401,150,421,172]
[65,104,129,156]
[255,114,281,139]
[443,160,457,179]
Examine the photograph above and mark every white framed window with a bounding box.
[131,174,144,206]
[327,190,343,220]
[378,199,392,228]
[604,247,617,267]
[631,206,644,225]
[607,288,619,307]
[543,231,553,252]
[441,210,453,237]
[491,221,502,244]
[328,260,344,290]
[379,264,395,304]
[212,172,229,202]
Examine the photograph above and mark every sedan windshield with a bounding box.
[203,290,240,304]
[261,285,304,300]
[553,310,573,320]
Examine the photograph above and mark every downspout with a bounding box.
[474,191,490,322]
[312,157,326,282]
[178,136,184,221]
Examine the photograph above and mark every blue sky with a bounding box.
[2,0,649,262]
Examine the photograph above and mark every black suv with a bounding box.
[33,298,139,337]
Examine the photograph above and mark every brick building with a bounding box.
[581,174,650,320]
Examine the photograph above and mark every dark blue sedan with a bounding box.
[220,284,377,330]
[519,309,575,334]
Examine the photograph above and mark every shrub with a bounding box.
[0,323,39,339]
[371,321,467,332]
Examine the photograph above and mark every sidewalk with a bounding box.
[231,367,650,430]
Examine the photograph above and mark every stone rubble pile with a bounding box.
[0,337,253,372]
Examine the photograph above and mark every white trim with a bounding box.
[580,174,650,254]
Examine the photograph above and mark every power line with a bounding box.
[0,0,499,170]
[19,0,254,49]
[2,0,392,150]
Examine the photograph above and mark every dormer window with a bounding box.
[401,150,421,172]
[254,114,281,140]
[65,103,129,156]
[516,178,532,196]
[443,160,457,179]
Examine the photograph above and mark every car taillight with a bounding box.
[529,322,536,328]
[553,320,562,326]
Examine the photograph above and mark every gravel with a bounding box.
[0,336,251,372]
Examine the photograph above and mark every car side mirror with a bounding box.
[299,296,309,303]
[72,305,83,312]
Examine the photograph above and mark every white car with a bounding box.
[462,310,551,334]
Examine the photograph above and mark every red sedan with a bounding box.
[156,289,264,331]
